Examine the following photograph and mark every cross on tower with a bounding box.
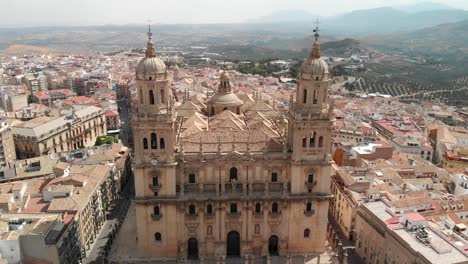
[313,18,320,41]
[147,18,153,39]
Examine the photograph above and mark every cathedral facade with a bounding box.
[132,27,334,260]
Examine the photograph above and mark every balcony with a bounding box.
[305,180,318,187]
[149,183,162,192]
[151,213,162,220]
[304,209,315,216]
[226,211,241,218]
[269,211,281,218]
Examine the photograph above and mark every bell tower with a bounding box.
[286,26,334,253]
[288,26,333,162]
[133,24,179,257]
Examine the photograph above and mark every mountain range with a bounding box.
[247,2,468,35]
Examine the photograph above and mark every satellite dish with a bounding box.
[151,159,158,166]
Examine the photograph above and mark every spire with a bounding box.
[310,20,321,59]
[145,19,156,58]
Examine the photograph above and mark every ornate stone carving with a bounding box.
[186,223,198,237]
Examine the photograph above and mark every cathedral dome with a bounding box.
[300,57,329,79]
[299,33,329,80]
[207,93,244,107]
[135,33,167,80]
[136,56,166,77]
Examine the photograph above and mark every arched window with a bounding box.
[255,203,261,214]
[318,136,323,148]
[211,107,215,115]
[153,205,160,215]
[161,89,165,103]
[303,89,307,104]
[306,202,312,212]
[313,90,318,104]
[229,167,238,181]
[304,228,310,238]
[149,90,155,105]
[151,133,157,149]
[308,174,314,184]
[154,232,161,241]
[310,132,316,147]
[160,138,165,149]
[152,176,159,186]
[230,203,238,214]
[302,137,307,148]
[206,204,213,215]
[272,202,278,213]
[143,138,148,149]
[189,204,196,215]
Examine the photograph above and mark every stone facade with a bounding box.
[12,106,106,159]
[133,28,334,260]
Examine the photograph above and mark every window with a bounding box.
[160,138,165,149]
[272,202,278,213]
[143,138,148,149]
[318,136,323,148]
[229,167,238,181]
[154,232,161,241]
[308,174,314,184]
[302,137,307,148]
[153,205,160,215]
[230,203,238,214]
[189,173,196,184]
[421,150,424,155]
[161,89,165,102]
[151,133,157,149]
[189,204,196,215]
[303,89,307,104]
[149,90,155,105]
[152,177,159,186]
[271,172,278,182]
[206,204,213,215]
[304,228,310,238]
[140,89,143,104]
[313,90,318,104]
[255,203,261,214]
[310,132,316,147]
[306,202,312,212]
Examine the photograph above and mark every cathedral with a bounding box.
[132,26,334,261]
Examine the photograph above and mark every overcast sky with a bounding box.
[1,0,467,27]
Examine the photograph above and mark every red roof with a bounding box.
[63,96,100,107]
[23,197,49,213]
[405,212,426,222]
[33,89,74,99]
[104,110,119,117]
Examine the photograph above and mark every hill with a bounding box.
[364,19,468,58]
[325,8,468,34]
[394,2,455,13]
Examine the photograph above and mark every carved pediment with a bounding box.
[217,151,253,162]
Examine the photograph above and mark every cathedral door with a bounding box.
[187,238,198,259]
[226,231,240,257]
[268,235,279,255]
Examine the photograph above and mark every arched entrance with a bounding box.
[226,231,240,257]
[188,238,198,259]
[268,235,279,256]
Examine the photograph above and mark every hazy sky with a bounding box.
[1,0,468,27]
